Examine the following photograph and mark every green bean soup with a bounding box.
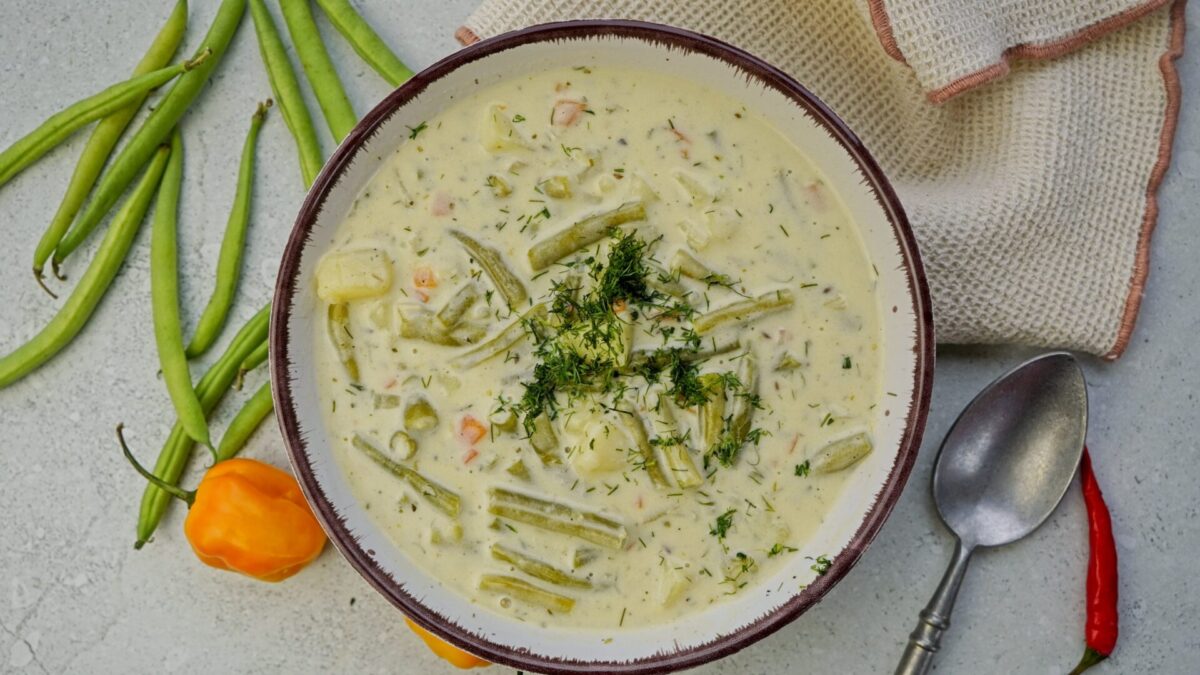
[313,66,882,629]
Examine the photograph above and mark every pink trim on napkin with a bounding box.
[1106,0,1186,359]
[868,0,1174,103]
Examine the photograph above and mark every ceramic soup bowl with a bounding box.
[270,20,933,674]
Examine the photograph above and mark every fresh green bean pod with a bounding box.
[435,282,481,329]
[351,434,460,516]
[248,0,323,186]
[32,0,188,283]
[313,0,413,86]
[450,230,528,310]
[616,409,670,488]
[150,131,210,449]
[487,487,627,549]
[327,302,359,381]
[490,543,592,589]
[693,289,795,334]
[238,337,269,381]
[280,0,356,141]
[478,574,575,613]
[527,201,646,271]
[136,303,271,547]
[55,0,248,268]
[214,380,275,462]
[0,145,171,389]
[0,53,205,189]
[728,351,758,445]
[647,400,702,489]
[451,303,546,369]
[697,373,726,451]
[528,413,560,465]
[185,101,271,358]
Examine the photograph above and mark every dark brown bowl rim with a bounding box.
[271,19,934,674]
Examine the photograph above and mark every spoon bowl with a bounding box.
[934,352,1088,548]
[896,352,1088,675]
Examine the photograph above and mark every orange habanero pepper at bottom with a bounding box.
[120,425,326,582]
[405,618,491,669]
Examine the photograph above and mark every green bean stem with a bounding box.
[279,0,356,141]
[527,201,646,271]
[235,337,269,388]
[313,0,413,86]
[32,0,188,285]
[0,52,204,190]
[215,380,275,462]
[184,101,271,358]
[54,0,247,269]
[136,303,271,547]
[248,0,323,186]
[150,131,211,448]
[0,145,171,389]
[449,230,528,310]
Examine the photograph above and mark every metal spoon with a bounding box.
[895,352,1088,675]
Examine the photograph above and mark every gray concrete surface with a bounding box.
[1,1,1197,673]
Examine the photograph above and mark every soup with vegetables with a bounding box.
[312,66,882,629]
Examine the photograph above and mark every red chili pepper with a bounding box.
[1069,448,1119,674]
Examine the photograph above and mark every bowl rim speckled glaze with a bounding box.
[271,19,934,674]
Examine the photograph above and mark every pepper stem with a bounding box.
[116,424,195,507]
[1068,646,1108,675]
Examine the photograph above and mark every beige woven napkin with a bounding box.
[455,0,1186,358]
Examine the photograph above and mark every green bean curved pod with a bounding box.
[527,201,646,271]
[728,350,758,444]
[693,289,795,334]
[136,303,270,547]
[615,409,670,488]
[0,145,171,389]
[478,575,575,613]
[313,0,413,86]
[32,0,188,280]
[435,282,480,329]
[185,101,270,358]
[450,303,546,369]
[215,380,275,462]
[248,0,323,186]
[351,434,460,516]
[490,544,591,589]
[279,0,356,141]
[487,487,627,549]
[151,131,210,448]
[54,0,247,268]
[450,230,528,309]
[0,56,199,189]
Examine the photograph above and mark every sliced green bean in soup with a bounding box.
[312,65,884,629]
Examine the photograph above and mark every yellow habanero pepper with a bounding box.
[405,618,491,669]
[120,426,326,582]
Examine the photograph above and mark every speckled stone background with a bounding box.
[1,1,1197,673]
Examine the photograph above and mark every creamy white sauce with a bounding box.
[312,66,882,629]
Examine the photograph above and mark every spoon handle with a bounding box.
[895,540,974,675]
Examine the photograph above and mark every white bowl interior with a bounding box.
[278,28,925,668]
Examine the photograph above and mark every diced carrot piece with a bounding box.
[463,448,480,465]
[459,415,488,446]
[430,191,453,216]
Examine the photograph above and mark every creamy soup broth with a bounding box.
[312,66,882,629]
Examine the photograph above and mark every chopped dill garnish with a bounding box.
[406,121,428,140]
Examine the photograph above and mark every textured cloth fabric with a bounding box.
[456,0,1186,358]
